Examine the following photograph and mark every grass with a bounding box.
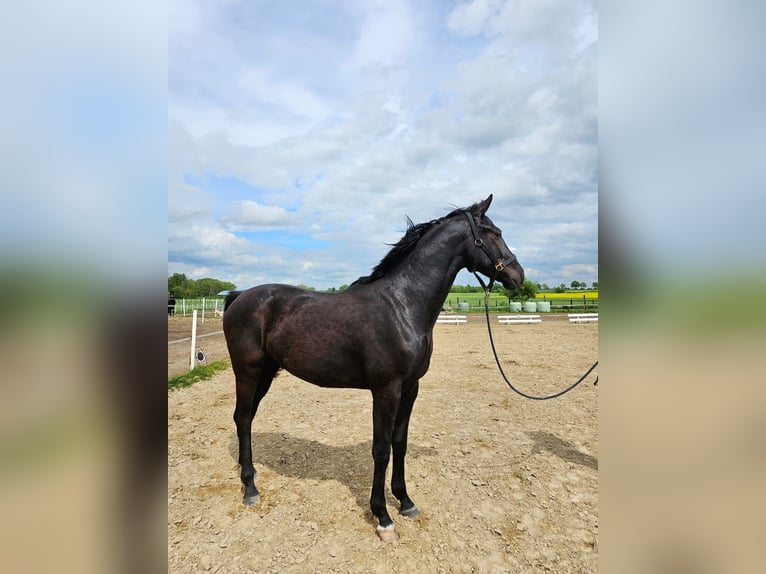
[168,360,230,390]
[443,290,599,312]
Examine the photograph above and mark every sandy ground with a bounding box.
[168,315,598,573]
[168,314,228,379]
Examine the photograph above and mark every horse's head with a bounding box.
[463,194,525,290]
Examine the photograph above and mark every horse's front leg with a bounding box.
[370,384,402,541]
[391,379,419,518]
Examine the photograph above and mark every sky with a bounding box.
[168,0,598,291]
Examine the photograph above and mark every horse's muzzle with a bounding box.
[499,264,524,290]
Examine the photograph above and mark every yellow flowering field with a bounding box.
[536,291,599,300]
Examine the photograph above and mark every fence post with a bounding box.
[202,297,206,324]
[189,310,198,371]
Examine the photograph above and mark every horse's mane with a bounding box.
[351,202,481,285]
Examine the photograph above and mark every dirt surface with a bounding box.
[168,315,228,378]
[168,316,598,573]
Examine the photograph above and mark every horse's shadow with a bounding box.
[229,432,438,516]
[526,430,598,470]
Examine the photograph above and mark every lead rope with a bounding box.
[479,287,598,400]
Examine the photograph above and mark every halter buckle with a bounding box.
[474,238,483,247]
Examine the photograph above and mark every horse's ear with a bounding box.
[475,194,493,216]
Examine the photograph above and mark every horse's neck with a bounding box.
[381,221,468,324]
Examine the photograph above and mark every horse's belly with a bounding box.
[269,341,426,390]
[265,334,368,388]
[279,358,369,389]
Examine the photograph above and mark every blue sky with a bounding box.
[169,0,598,290]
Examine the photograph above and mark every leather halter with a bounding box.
[464,211,517,292]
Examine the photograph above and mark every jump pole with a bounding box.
[189,310,198,371]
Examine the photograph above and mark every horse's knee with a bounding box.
[391,439,407,458]
[233,407,246,427]
[371,444,391,466]
[233,405,254,426]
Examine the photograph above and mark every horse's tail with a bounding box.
[224,291,242,312]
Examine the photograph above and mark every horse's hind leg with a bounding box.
[233,354,278,506]
[391,379,420,518]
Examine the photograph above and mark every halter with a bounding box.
[464,212,600,398]
[463,211,518,292]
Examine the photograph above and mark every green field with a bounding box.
[443,290,599,312]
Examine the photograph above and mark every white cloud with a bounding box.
[237,67,333,122]
[223,201,302,229]
[561,263,599,281]
[350,0,415,69]
[447,0,503,36]
[168,180,214,224]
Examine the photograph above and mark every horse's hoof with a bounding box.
[376,524,399,542]
[399,505,420,518]
[243,494,260,506]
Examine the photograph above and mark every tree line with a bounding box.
[168,273,236,299]
[451,281,597,293]
[168,274,597,301]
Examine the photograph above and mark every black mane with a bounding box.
[352,202,480,285]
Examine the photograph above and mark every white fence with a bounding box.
[568,313,598,323]
[436,314,467,324]
[169,297,227,320]
[497,314,542,324]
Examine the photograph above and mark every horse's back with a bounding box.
[225,284,298,330]
[223,283,340,348]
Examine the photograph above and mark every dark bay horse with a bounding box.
[223,195,524,540]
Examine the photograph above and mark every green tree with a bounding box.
[168,274,236,298]
[592,281,598,290]
[168,273,191,298]
[555,284,567,293]
[196,278,236,297]
[570,280,581,289]
[504,279,539,302]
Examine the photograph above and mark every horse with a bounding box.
[222,195,524,541]
[168,296,176,316]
